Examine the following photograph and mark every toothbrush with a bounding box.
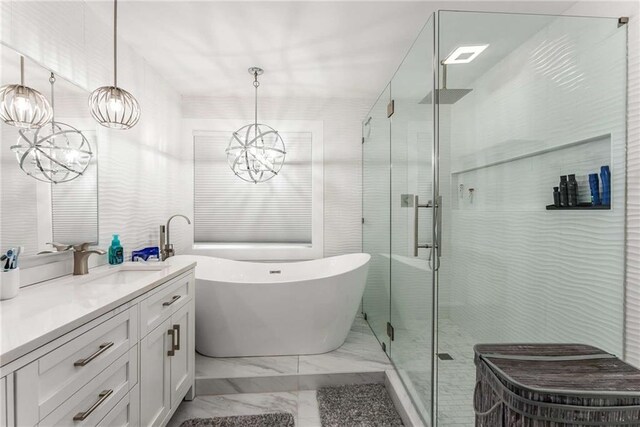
[13,246,22,269]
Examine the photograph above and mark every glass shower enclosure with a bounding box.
[362,10,627,426]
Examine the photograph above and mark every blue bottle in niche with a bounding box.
[108,234,124,265]
[589,173,601,206]
[600,166,611,206]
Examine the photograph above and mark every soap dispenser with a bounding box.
[109,234,124,265]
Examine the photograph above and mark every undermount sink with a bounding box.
[81,264,165,285]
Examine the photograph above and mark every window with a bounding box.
[188,119,323,260]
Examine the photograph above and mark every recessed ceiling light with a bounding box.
[443,45,489,64]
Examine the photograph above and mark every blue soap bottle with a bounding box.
[600,166,611,206]
[109,234,124,265]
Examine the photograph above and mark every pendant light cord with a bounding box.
[20,56,25,86]
[253,70,259,127]
[49,73,56,124]
[113,0,118,87]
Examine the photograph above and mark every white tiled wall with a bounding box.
[0,1,190,263]
[444,12,628,355]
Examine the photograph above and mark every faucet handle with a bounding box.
[48,242,73,252]
[72,242,92,252]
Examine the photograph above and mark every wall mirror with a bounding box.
[0,45,99,257]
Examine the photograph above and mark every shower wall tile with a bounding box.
[182,96,370,258]
[0,1,189,264]
[560,0,640,368]
[446,13,628,356]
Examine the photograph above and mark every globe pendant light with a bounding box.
[11,73,93,184]
[226,67,286,184]
[0,56,53,129]
[88,0,140,129]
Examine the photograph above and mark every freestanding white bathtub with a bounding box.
[173,253,370,357]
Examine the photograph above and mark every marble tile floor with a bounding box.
[166,390,322,427]
[196,316,393,395]
[389,319,478,426]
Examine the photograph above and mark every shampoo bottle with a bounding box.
[559,176,569,207]
[567,174,578,207]
[589,173,601,206]
[600,165,611,206]
[109,234,124,265]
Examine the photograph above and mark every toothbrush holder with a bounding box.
[1,268,20,300]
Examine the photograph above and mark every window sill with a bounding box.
[190,243,321,261]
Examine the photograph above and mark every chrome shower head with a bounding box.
[420,88,472,105]
[420,63,472,105]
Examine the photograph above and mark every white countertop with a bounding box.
[0,257,196,368]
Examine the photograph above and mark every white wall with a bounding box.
[181,96,369,258]
[0,1,190,266]
[560,0,640,368]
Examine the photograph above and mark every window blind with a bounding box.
[51,159,99,245]
[194,131,313,244]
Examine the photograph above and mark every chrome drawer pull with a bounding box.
[73,389,113,421]
[174,324,181,351]
[74,342,114,367]
[162,295,180,306]
[168,328,176,356]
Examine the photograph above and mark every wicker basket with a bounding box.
[473,344,640,427]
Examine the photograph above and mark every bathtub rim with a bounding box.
[172,253,370,285]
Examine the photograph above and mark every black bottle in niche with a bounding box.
[568,174,578,207]
[559,176,569,207]
[553,187,561,207]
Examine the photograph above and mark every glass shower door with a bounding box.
[362,84,392,352]
[389,17,436,425]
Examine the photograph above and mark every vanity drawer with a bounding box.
[140,271,193,337]
[39,346,137,427]
[97,384,139,427]
[15,307,137,425]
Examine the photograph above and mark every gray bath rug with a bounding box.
[179,413,294,427]
[317,384,404,426]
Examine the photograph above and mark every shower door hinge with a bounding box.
[362,217,365,224]
[362,136,365,144]
[363,312,367,320]
[387,322,395,341]
[619,17,629,27]
[381,342,386,352]
[387,99,395,118]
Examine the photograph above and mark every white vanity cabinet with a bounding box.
[139,272,195,427]
[1,264,196,427]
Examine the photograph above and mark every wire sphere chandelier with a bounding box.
[11,74,92,184]
[226,67,286,184]
[0,56,53,129]
[88,0,140,130]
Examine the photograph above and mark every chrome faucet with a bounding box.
[160,214,191,261]
[72,243,106,275]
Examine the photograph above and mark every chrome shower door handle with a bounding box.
[414,195,434,257]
